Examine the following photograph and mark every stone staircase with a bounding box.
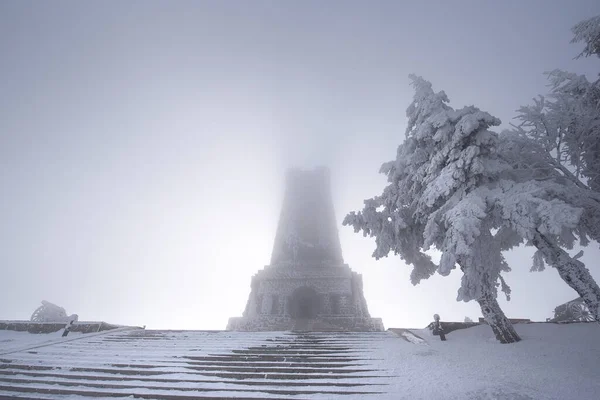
[0,329,401,399]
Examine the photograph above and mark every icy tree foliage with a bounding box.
[500,15,600,321]
[515,71,600,190]
[499,129,600,249]
[515,15,600,192]
[572,15,600,59]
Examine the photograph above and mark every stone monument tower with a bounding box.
[227,167,383,331]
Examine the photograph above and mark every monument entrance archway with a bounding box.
[289,287,320,319]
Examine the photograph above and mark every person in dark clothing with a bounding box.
[62,318,76,337]
[432,313,446,341]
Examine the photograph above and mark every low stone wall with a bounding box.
[227,316,294,331]
[422,319,531,336]
[227,316,384,332]
[478,318,531,324]
[0,320,125,334]
[425,321,480,335]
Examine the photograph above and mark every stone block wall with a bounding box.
[0,320,125,334]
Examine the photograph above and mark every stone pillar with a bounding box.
[270,167,344,266]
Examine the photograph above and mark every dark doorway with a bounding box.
[289,286,320,319]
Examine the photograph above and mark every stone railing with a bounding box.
[0,320,128,334]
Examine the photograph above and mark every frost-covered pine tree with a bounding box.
[502,15,600,320]
[572,15,600,59]
[346,75,600,343]
[498,130,600,323]
[515,15,600,191]
[345,75,522,343]
[489,170,600,322]
[515,71,600,190]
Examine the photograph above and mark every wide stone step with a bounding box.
[99,338,166,342]
[111,362,372,373]
[178,361,368,368]
[0,384,315,400]
[2,363,377,374]
[183,365,376,374]
[264,339,388,345]
[0,370,382,387]
[253,345,352,350]
[228,349,356,355]
[6,352,369,361]
[12,358,366,370]
[0,377,385,396]
[73,368,387,380]
[286,333,389,337]
[2,365,390,380]
[0,364,54,372]
[185,355,372,362]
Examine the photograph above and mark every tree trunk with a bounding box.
[477,292,521,343]
[457,259,521,344]
[532,231,600,322]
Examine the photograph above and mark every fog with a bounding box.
[1,0,599,329]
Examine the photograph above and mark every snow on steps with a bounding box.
[0,329,405,399]
[0,326,137,357]
[387,328,428,344]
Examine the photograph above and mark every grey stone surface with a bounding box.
[0,329,395,398]
[0,320,124,334]
[228,167,383,332]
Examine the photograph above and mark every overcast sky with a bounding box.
[1,0,599,329]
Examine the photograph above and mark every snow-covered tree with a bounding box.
[572,15,600,59]
[345,75,600,344]
[515,15,600,191]
[345,75,522,343]
[502,15,600,321]
[515,71,600,190]
[487,175,600,323]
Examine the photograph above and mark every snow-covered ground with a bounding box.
[0,323,598,399]
[383,323,600,399]
[0,329,82,354]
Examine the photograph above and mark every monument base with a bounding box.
[227,263,384,332]
[227,316,384,332]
